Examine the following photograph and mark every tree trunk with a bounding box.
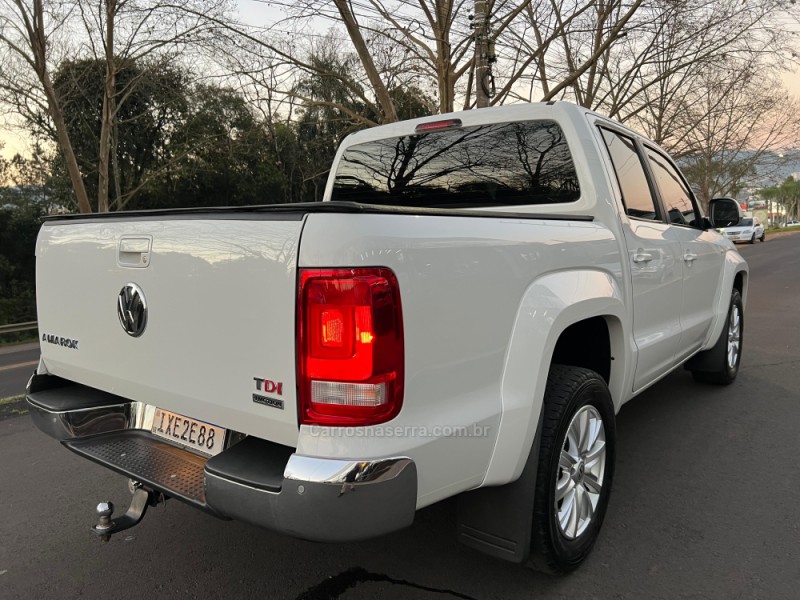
[427,0,455,113]
[333,0,397,123]
[474,0,490,108]
[97,0,117,213]
[112,123,123,210]
[41,72,93,214]
[30,0,92,213]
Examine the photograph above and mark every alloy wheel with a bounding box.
[727,304,742,370]
[555,405,607,540]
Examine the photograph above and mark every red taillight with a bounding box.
[298,268,404,426]
[414,118,462,133]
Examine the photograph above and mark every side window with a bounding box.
[600,128,660,221]
[645,149,699,226]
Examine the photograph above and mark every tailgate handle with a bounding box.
[118,236,152,268]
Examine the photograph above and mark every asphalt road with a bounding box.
[1,233,798,599]
[0,341,38,400]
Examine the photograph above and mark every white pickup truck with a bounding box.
[27,102,748,572]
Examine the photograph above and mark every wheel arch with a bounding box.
[483,269,627,487]
[733,270,746,301]
[700,251,748,352]
[457,268,625,563]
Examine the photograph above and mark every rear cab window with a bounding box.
[331,120,581,209]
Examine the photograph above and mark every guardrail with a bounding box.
[0,321,38,335]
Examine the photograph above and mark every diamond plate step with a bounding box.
[64,431,210,509]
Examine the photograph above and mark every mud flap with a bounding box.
[456,412,543,563]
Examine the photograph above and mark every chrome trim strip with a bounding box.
[204,470,280,496]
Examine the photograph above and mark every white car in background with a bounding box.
[719,216,765,243]
[780,219,800,228]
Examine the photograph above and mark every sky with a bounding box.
[2,1,800,160]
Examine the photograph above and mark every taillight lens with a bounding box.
[298,268,404,426]
[414,118,463,133]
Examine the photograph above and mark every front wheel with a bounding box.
[749,233,755,244]
[528,365,615,573]
[691,288,743,385]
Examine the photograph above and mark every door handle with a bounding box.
[632,252,653,264]
[683,253,697,263]
[118,236,152,268]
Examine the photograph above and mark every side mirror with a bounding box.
[709,197,742,228]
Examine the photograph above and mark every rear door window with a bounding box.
[331,120,580,208]
[599,128,661,221]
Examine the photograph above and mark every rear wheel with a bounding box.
[760,231,765,242]
[528,365,615,573]
[691,288,743,385]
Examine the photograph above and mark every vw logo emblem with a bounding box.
[117,283,147,337]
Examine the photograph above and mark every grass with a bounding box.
[765,227,800,236]
[0,394,27,420]
[0,394,25,405]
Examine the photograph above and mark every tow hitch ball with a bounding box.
[91,486,161,542]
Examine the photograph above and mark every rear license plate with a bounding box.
[151,409,226,457]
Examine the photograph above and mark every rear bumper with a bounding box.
[26,372,417,542]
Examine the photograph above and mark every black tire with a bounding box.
[691,288,743,385]
[760,232,765,242]
[749,233,755,244]
[528,365,616,573]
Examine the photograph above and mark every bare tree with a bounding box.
[331,0,397,121]
[675,68,800,206]
[77,0,233,211]
[493,0,644,106]
[0,0,92,212]
[264,0,533,116]
[489,0,798,200]
[0,0,234,213]
[257,0,662,118]
[4,0,798,214]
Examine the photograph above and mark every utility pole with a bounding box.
[473,0,491,108]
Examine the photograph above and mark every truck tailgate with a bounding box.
[35,214,303,447]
